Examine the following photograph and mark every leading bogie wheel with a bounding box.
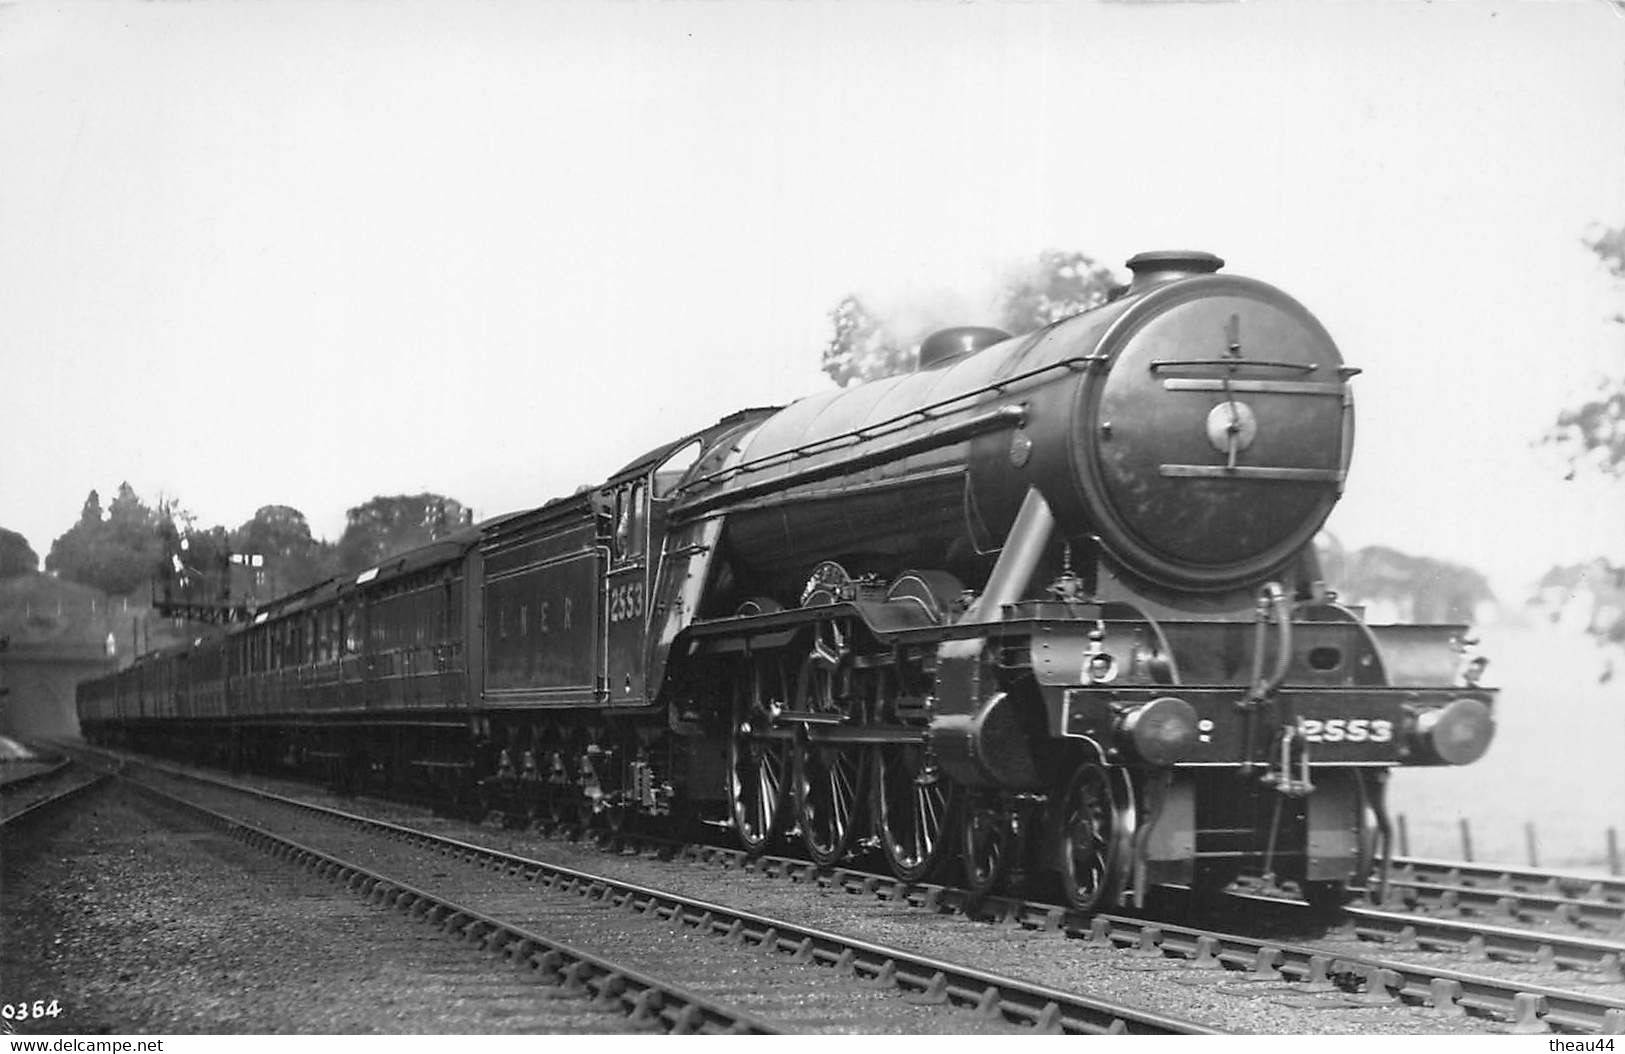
[961,792,1015,899]
[1052,761,1133,913]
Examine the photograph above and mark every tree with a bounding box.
[819,248,1121,387]
[149,497,225,607]
[332,493,470,576]
[77,490,102,529]
[1532,561,1625,650]
[0,527,39,579]
[1335,545,1495,624]
[1541,224,1625,660]
[46,483,164,596]
[820,294,912,387]
[998,250,1117,333]
[231,505,335,598]
[1547,226,1625,479]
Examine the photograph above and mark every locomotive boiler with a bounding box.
[79,251,1497,912]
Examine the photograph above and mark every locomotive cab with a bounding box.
[602,437,705,704]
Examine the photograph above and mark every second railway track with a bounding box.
[1,755,112,832]
[1390,858,1625,906]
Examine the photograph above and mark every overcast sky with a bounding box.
[3,0,1622,601]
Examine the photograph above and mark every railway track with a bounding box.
[1345,901,1625,963]
[121,777,786,1035]
[682,846,1625,1035]
[117,763,1215,1035]
[447,793,1625,1034]
[466,821,1625,1035]
[1389,857,1625,910]
[0,756,74,791]
[77,746,1625,1035]
[1379,879,1625,938]
[0,757,111,831]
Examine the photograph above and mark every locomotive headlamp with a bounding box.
[1453,634,1489,688]
[1414,697,1495,765]
[1120,696,1200,766]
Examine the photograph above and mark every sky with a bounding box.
[2,0,1623,603]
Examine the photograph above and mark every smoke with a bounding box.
[859,282,998,350]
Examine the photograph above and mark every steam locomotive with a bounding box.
[78,251,1497,911]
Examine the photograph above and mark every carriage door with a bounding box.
[604,477,649,704]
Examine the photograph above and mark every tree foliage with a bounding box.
[154,504,239,610]
[820,249,1120,387]
[41,485,473,610]
[0,527,39,579]
[998,250,1117,334]
[819,294,913,387]
[1533,561,1625,649]
[231,505,334,598]
[332,493,470,577]
[1588,225,1625,284]
[1333,545,1495,624]
[1546,225,1625,479]
[45,483,165,596]
[1540,225,1625,661]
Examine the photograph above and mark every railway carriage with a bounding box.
[80,251,1497,911]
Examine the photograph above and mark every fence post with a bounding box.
[1397,814,1410,857]
[1609,827,1621,877]
[1459,818,1474,863]
[1524,821,1539,869]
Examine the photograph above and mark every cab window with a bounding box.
[653,440,701,498]
[612,480,647,562]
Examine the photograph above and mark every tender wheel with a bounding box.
[793,656,869,866]
[593,801,632,841]
[1052,762,1132,912]
[545,793,581,836]
[872,740,958,882]
[457,779,492,825]
[728,656,791,854]
[962,793,1014,898]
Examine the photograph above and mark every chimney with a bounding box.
[1125,250,1225,293]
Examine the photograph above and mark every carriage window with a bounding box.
[653,440,701,498]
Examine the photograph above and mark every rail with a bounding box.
[122,759,1217,1036]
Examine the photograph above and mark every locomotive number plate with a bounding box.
[609,581,645,623]
[1298,717,1393,744]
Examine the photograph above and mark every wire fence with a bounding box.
[1396,813,1623,875]
[14,595,141,618]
